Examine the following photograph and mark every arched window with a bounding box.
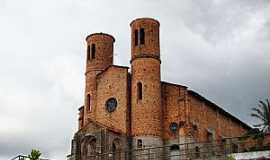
[87,94,91,112]
[140,28,145,45]
[207,131,214,142]
[91,44,96,59]
[87,45,90,61]
[89,139,96,155]
[232,143,238,153]
[134,29,138,46]
[137,82,142,100]
[112,139,121,160]
[81,137,96,158]
[137,139,142,149]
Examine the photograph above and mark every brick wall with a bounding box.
[187,93,247,142]
[130,18,162,137]
[161,82,188,140]
[130,18,160,62]
[84,33,114,125]
[95,65,129,134]
[131,58,162,136]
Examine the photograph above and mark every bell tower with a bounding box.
[83,33,115,125]
[130,18,163,148]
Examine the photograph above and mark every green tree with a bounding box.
[226,155,236,160]
[28,149,41,160]
[251,99,270,132]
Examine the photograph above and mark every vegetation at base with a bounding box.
[226,155,236,160]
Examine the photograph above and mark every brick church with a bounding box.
[68,18,251,160]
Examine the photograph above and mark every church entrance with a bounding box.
[170,145,180,160]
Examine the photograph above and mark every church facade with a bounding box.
[68,18,251,160]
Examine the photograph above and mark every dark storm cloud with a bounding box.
[0,0,270,159]
[161,0,270,125]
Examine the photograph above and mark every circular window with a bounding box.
[105,98,117,113]
[169,122,179,133]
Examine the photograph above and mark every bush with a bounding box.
[226,155,236,160]
[28,149,41,160]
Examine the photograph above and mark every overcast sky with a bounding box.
[0,0,270,159]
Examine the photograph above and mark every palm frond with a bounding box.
[251,108,266,121]
[265,99,270,124]
[250,113,266,121]
[266,99,270,110]
[259,101,270,119]
[262,100,270,119]
[262,99,270,128]
[251,99,270,133]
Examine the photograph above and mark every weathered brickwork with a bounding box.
[131,58,162,136]
[187,92,247,143]
[131,18,162,138]
[161,82,188,141]
[96,65,129,134]
[85,33,114,72]
[84,33,115,125]
[69,17,251,160]
[130,18,160,62]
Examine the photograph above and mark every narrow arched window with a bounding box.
[134,29,138,46]
[137,82,142,100]
[112,139,121,160]
[137,139,142,149]
[91,44,96,59]
[140,28,145,45]
[87,45,90,61]
[87,94,91,112]
[232,143,238,153]
[195,146,200,158]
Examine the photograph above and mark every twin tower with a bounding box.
[72,17,251,160]
[82,18,163,146]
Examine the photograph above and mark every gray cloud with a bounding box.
[1,0,270,159]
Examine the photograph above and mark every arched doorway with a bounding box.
[81,137,96,160]
[170,145,180,160]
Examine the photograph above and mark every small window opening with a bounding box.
[91,44,96,59]
[87,94,91,112]
[207,131,215,155]
[221,138,226,143]
[207,132,213,142]
[195,146,200,158]
[140,28,145,45]
[137,82,142,100]
[232,143,238,153]
[137,139,142,149]
[134,29,138,46]
[87,45,90,61]
[221,138,226,146]
[221,138,226,152]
